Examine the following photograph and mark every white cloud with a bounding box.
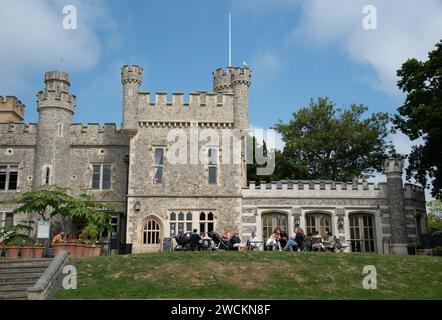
[294,0,442,95]
[0,0,117,91]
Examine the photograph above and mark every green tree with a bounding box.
[427,199,442,233]
[8,185,114,237]
[394,40,442,199]
[273,97,396,181]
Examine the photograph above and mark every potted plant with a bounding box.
[94,242,102,256]
[5,238,24,260]
[80,224,99,257]
[32,241,45,258]
[20,239,34,259]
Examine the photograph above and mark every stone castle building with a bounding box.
[0,65,428,255]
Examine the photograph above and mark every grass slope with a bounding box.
[53,252,442,300]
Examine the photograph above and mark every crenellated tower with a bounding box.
[34,71,76,187]
[121,65,143,138]
[213,66,251,186]
[0,96,25,122]
[385,157,408,254]
[213,66,251,130]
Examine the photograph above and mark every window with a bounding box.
[170,211,193,236]
[143,219,161,244]
[154,148,164,184]
[91,164,112,190]
[170,210,216,236]
[208,148,217,184]
[0,164,18,191]
[199,211,214,233]
[45,167,51,185]
[262,213,288,241]
[5,212,14,227]
[305,213,331,237]
[349,214,376,253]
[110,214,120,239]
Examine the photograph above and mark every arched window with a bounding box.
[186,212,193,221]
[305,213,331,237]
[178,212,185,221]
[262,213,288,241]
[208,212,214,221]
[170,212,176,221]
[349,213,376,253]
[143,219,160,244]
[200,212,206,221]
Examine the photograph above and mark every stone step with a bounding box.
[0,258,51,265]
[0,273,41,281]
[0,261,52,269]
[0,291,29,300]
[0,284,32,293]
[0,267,48,275]
[0,277,39,286]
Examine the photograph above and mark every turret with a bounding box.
[121,65,143,137]
[0,96,25,122]
[212,66,251,130]
[34,71,76,186]
[384,157,408,254]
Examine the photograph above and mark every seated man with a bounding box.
[247,231,260,250]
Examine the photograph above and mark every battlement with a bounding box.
[213,67,251,92]
[37,90,76,112]
[0,96,25,121]
[121,65,143,85]
[136,91,234,124]
[45,71,70,84]
[69,123,129,146]
[0,122,38,134]
[243,180,389,198]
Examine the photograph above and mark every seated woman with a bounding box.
[294,225,306,250]
[230,232,246,251]
[189,229,202,251]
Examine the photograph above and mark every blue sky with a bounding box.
[1,0,441,158]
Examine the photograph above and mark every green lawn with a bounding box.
[53,251,442,300]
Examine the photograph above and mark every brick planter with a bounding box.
[52,243,67,257]
[94,245,102,256]
[73,244,85,257]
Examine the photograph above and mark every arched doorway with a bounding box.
[262,212,288,241]
[141,218,162,252]
[349,213,376,253]
[305,212,332,236]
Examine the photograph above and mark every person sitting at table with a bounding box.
[247,231,260,250]
[200,232,211,250]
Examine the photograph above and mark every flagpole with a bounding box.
[229,13,232,67]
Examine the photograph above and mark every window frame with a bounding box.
[0,164,19,191]
[153,147,165,185]
[207,148,218,185]
[91,164,112,190]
